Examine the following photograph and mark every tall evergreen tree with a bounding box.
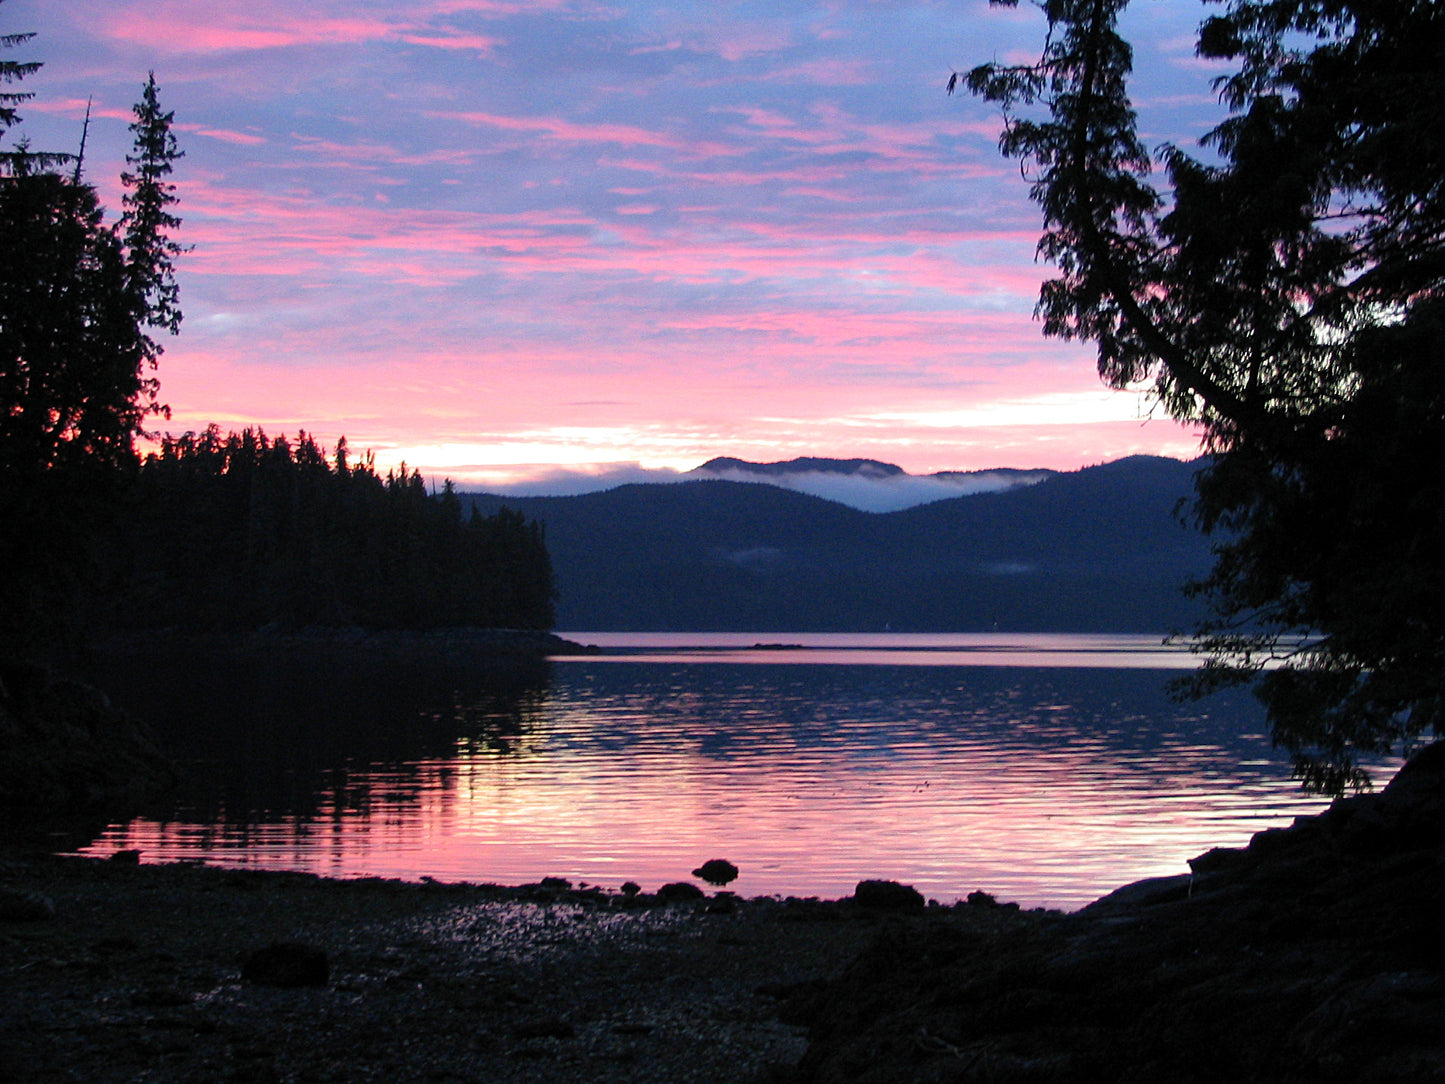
[0,26,37,130]
[0,2,65,176]
[121,73,184,344]
[0,14,185,649]
[962,0,1445,791]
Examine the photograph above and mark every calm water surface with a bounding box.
[80,633,1382,910]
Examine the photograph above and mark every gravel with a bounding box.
[0,853,1002,1083]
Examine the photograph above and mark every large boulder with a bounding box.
[691,859,739,886]
[656,882,705,902]
[851,880,924,909]
[241,942,330,988]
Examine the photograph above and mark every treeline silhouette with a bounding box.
[105,426,555,632]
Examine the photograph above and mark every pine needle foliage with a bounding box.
[962,0,1445,791]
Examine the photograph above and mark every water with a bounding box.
[78,632,1374,910]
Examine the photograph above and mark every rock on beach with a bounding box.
[851,879,925,909]
[691,859,740,886]
[241,941,331,987]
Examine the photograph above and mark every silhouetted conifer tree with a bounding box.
[1,15,184,650]
[963,0,1444,790]
[112,429,556,632]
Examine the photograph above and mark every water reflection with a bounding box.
[79,636,1381,910]
[566,631,1201,669]
[82,642,551,823]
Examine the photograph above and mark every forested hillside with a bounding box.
[103,427,556,632]
[466,455,1209,632]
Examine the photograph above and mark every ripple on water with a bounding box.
[76,637,1395,910]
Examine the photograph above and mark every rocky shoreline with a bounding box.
[790,742,1445,1083]
[0,853,1009,1083]
[3,745,1443,1082]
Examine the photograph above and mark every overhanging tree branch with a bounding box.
[964,0,1445,792]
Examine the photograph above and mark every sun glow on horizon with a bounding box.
[20,0,1218,486]
[363,389,1204,490]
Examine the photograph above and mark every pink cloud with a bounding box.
[169,155,1050,304]
[176,123,268,146]
[424,0,575,13]
[598,156,852,188]
[25,99,131,121]
[757,58,875,86]
[713,105,1002,175]
[284,134,478,169]
[99,10,399,53]
[697,24,793,62]
[397,31,500,54]
[629,40,685,56]
[27,0,1212,489]
[93,1,500,55]
[429,110,739,158]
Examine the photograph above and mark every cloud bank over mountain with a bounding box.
[689,458,1053,512]
[473,457,1054,512]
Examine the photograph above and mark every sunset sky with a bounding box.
[9,0,1228,490]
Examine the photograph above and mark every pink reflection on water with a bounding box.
[80,634,1362,910]
[90,739,1332,910]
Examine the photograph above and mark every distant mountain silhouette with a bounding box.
[694,456,908,478]
[463,455,1212,632]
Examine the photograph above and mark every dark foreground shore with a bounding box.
[4,744,1444,1083]
[0,853,1012,1084]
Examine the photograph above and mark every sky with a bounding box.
[6,0,1230,491]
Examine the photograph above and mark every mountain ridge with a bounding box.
[694,456,909,478]
[464,455,1211,632]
